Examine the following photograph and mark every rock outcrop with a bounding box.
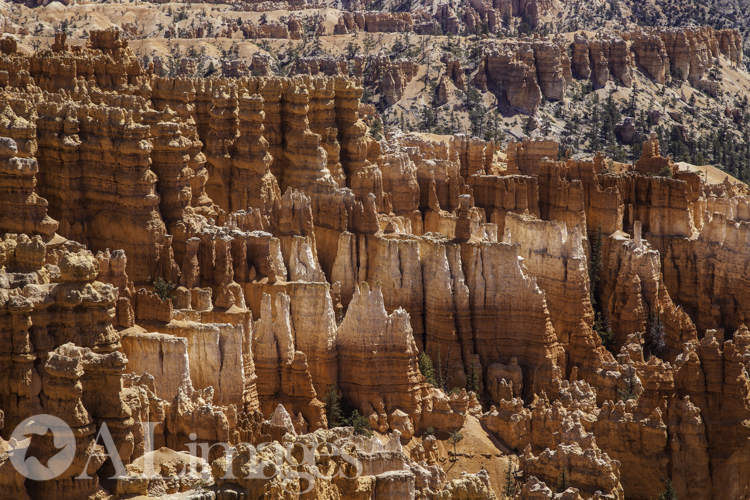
[474,41,543,114]
[468,26,742,114]
[2,26,750,500]
[336,282,425,429]
[505,213,593,343]
[0,136,58,239]
[365,55,419,105]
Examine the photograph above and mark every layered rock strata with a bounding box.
[2,27,750,500]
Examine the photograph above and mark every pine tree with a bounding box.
[435,344,443,389]
[589,104,602,152]
[588,223,604,305]
[419,351,437,386]
[541,114,552,136]
[504,462,517,497]
[556,466,571,493]
[440,343,454,392]
[594,312,616,354]
[657,479,678,500]
[448,430,464,459]
[628,82,638,116]
[467,86,487,137]
[362,33,375,56]
[646,313,666,359]
[466,361,480,394]
[345,410,374,437]
[602,89,621,152]
[345,41,359,59]
[618,365,639,402]
[523,116,536,135]
[561,114,578,153]
[312,35,322,55]
[323,385,343,427]
[630,111,644,162]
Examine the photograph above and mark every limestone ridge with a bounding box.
[472,26,741,113]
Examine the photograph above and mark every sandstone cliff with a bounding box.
[2,27,750,500]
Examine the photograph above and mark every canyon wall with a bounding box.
[1,27,750,500]
[470,26,740,113]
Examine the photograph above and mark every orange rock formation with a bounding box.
[1,27,750,500]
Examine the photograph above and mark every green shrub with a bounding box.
[419,351,437,386]
[345,410,373,437]
[153,277,175,301]
[323,385,343,427]
[658,166,673,177]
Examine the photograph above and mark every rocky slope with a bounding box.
[6,0,750,187]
